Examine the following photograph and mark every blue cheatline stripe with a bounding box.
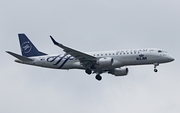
[47,54,62,62]
[53,54,67,65]
[50,55,60,62]
[58,56,71,69]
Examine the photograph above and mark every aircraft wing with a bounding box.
[50,36,97,62]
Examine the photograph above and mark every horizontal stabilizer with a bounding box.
[6,51,33,61]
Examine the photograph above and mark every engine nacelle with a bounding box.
[96,57,113,67]
[111,67,129,76]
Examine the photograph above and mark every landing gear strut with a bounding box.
[85,69,92,75]
[95,74,102,81]
[154,63,159,72]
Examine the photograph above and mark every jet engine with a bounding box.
[110,67,129,76]
[96,57,113,67]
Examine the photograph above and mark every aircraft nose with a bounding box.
[168,56,175,62]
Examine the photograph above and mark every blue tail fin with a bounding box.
[18,34,47,57]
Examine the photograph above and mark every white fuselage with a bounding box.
[7,33,174,81]
[16,48,174,70]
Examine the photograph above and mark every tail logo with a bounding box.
[22,41,32,53]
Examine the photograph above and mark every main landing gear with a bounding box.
[85,69,102,81]
[154,63,159,72]
[95,74,102,81]
[85,68,92,75]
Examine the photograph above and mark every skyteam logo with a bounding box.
[47,54,74,69]
[136,54,147,60]
[21,41,32,53]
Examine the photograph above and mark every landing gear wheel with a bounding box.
[95,74,102,81]
[154,69,158,72]
[85,69,92,75]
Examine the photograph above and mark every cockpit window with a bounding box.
[158,50,162,53]
[158,50,167,53]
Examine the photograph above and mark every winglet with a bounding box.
[50,36,59,45]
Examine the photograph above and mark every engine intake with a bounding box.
[97,57,113,67]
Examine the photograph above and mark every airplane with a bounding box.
[6,34,175,81]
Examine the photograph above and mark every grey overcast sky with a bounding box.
[0,0,180,113]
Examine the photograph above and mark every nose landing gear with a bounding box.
[154,63,159,72]
[154,69,158,72]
